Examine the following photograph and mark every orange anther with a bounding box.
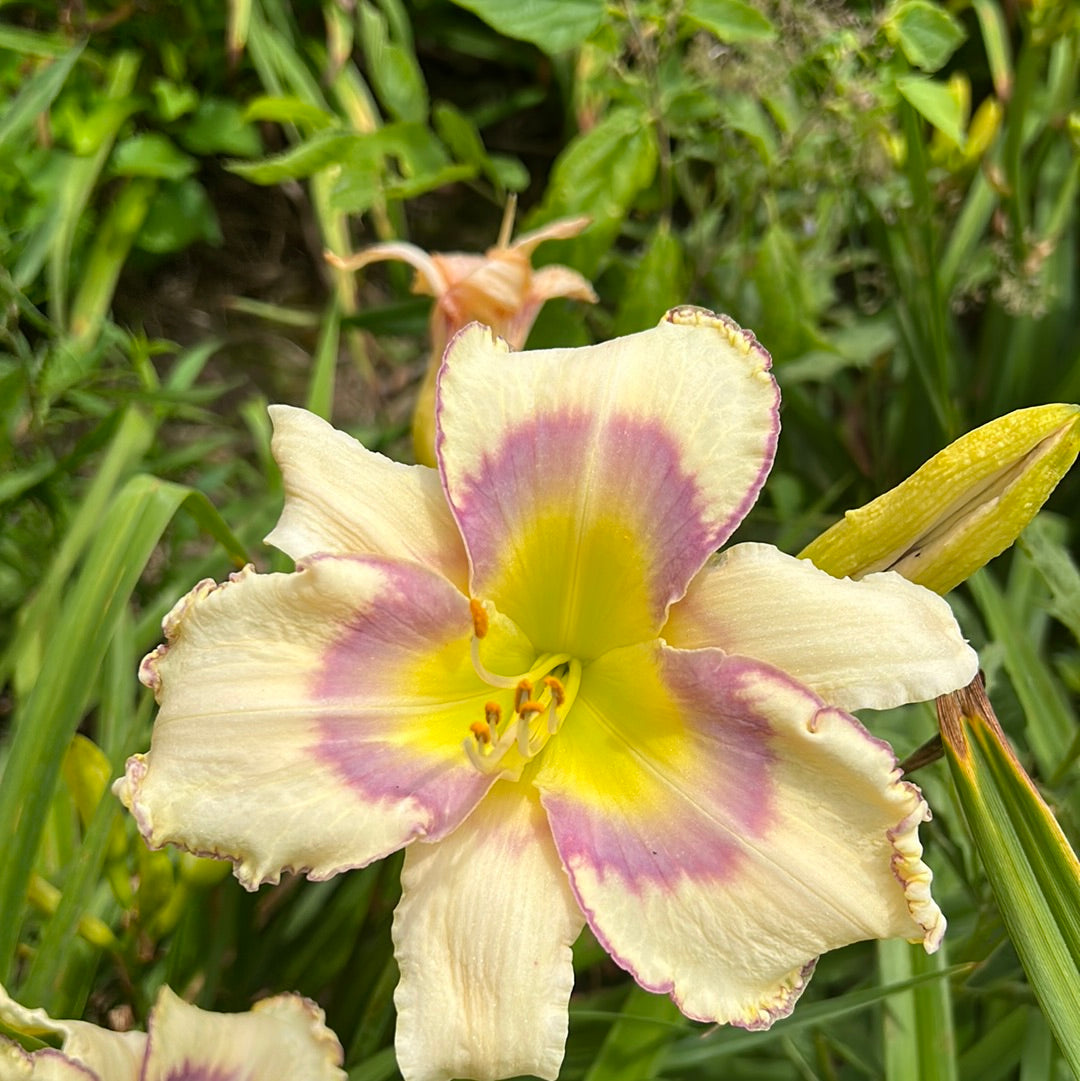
[514,679,533,713]
[469,598,489,638]
[543,676,566,707]
[517,699,545,719]
[484,702,502,727]
[470,720,492,744]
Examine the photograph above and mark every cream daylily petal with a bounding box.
[437,308,779,660]
[0,985,146,1081]
[117,556,530,888]
[265,405,468,590]
[0,1044,98,1080]
[393,781,583,1081]
[535,643,942,1029]
[140,987,344,1081]
[664,542,978,711]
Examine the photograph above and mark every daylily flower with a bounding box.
[328,199,597,466]
[0,983,344,1080]
[116,308,978,1081]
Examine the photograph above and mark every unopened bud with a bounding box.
[800,404,1080,594]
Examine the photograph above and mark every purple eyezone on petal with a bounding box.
[453,412,716,635]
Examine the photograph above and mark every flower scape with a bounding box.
[115,307,978,1081]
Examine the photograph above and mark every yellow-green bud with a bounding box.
[799,404,1080,594]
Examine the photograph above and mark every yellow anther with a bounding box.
[514,679,533,713]
[469,598,489,639]
[543,676,566,707]
[470,720,492,745]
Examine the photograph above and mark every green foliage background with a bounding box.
[1,0,1079,1077]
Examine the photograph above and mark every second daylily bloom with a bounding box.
[0,983,344,1081]
[116,308,978,1081]
[329,201,597,465]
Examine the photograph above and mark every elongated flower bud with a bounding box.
[800,404,1080,593]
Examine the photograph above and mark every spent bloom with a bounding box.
[116,308,977,1081]
[0,983,344,1081]
[328,200,597,465]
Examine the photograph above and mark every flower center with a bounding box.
[463,598,582,775]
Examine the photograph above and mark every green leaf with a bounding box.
[110,133,197,180]
[0,473,248,980]
[0,41,84,159]
[584,985,685,1081]
[226,128,361,184]
[939,681,1080,1077]
[896,75,967,147]
[529,106,657,275]
[887,0,967,73]
[613,222,687,336]
[137,178,223,254]
[242,94,337,130]
[682,0,777,43]
[179,98,264,157]
[448,0,605,54]
[359,1,428,123]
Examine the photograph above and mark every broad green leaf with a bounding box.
[0,41,84,159]
[528,106,657,275]
[359,1,428,123]
[448,0,605,54]
[110,133,197,180]
[179,98,263,157]
[242,94,337,130]
[613,222,687,336]
[938,680,1080,1077]
[897,75,967,147]
[887,0,967,72]
[226,128,361,183]
[682,0,776,43]
[137,178,222,254]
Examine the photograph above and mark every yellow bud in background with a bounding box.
[963,96,1004,165]
[800,404,1080,594]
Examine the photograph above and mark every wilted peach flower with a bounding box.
[329,200,597,465]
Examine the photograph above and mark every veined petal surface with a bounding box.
[664,543,978,711]
[265,405,468,589]
[393,781,583,1081]
[141,987,344,1081]
[117,556,531,888]
[535,644,942,1029]
[437,308,779,659]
